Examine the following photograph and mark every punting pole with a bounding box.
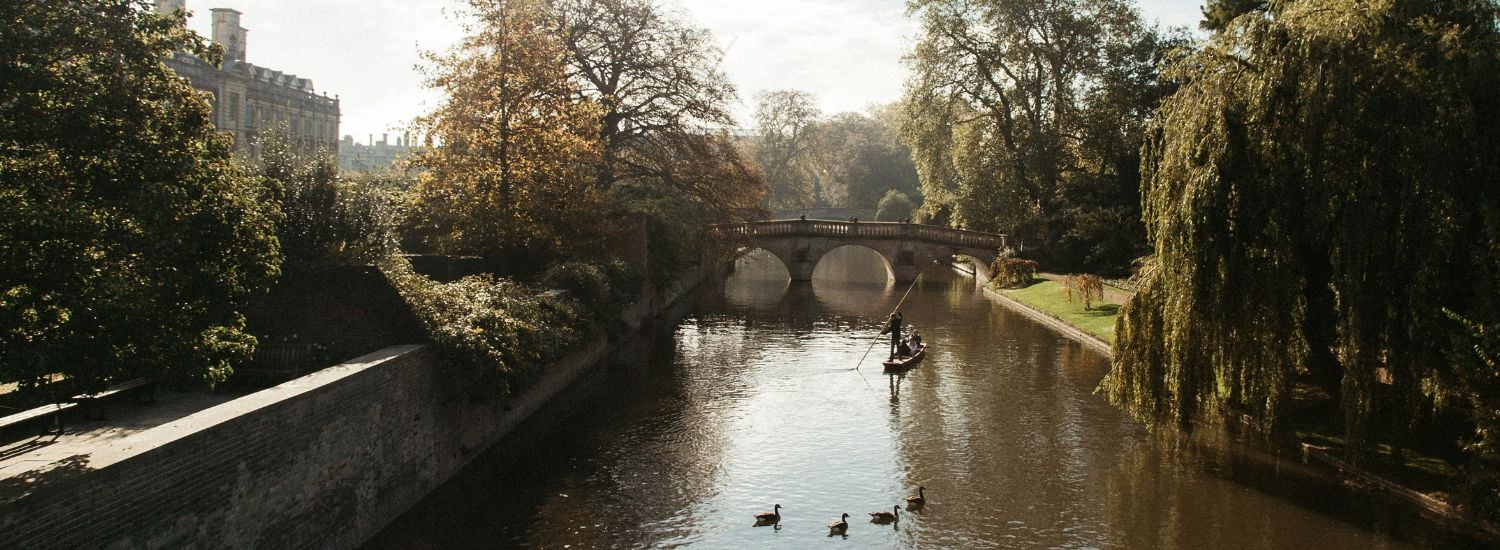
[853,260,937,372]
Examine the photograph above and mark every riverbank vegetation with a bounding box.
[1099,0,1500,520]
[407,0,763,265]
[911,0,1500,527]
[319,0,766,396]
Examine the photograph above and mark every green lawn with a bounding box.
[998,280,1120,343]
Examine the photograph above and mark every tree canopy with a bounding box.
[1200,0,1266,31]
[0,0,281,393]
[412,0,763,265]
[813,107,923,212]
[411,0,604,259]
[900,0,1176,272]
[753,89,823,209]
[1101,0,1500,481]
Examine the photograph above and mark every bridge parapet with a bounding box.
[719,219,1007,250]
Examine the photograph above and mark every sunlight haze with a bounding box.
[181,0,1204,144]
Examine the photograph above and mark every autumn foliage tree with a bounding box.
[0,0,281,394]
[546,0,764,275]
[549,0,761,221]
[411,0,603,263]
[413,0,763,270]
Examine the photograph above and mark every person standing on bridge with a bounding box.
[880,311,903,359]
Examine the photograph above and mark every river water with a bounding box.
[368,247,1462,549]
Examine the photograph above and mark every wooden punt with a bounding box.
[882,344,927,372]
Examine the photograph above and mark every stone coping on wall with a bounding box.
[0,346,423,504]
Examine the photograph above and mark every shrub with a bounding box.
[335,172,411,262]
[601,260,646,304]
[990,257,1038,288]
[540,261,611,315]
[614,185,701,286]
[380,256,582,398]
[257,132,408,264]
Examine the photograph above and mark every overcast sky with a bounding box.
[182,0,1204,145]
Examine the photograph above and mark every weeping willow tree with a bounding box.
[1101,0,1500,466]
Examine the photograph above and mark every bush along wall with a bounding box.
[379,256,584,398]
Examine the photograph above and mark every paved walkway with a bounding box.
[0,389,241,500]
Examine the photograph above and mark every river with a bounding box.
[368,247,1462,549]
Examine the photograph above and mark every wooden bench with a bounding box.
[73,378,155,419]
[0,402,78,438]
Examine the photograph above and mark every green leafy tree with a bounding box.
[254,132,406,264]
[901,0,1174,272]
[1101,0,1500,472]
[0,0,281,394]
[1445,310,1500,514]
[812,107,922,211]
[875,190,915,222]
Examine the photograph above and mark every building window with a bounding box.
[227,93,240,124]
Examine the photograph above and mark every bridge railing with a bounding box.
[716,220,1007,250]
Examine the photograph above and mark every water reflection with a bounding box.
[368,247,1463,549]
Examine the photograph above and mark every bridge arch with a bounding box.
[954,253,994,283]
[733,247,793,278]
[808,244,897,283]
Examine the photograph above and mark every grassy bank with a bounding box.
[997,280,1121,343]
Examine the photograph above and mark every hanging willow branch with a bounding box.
[1100,0,1500,466]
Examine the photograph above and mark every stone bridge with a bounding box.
[717,219,1006,283]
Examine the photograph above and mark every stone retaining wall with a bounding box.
[0,268,713,549]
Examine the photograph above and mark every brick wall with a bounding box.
[242,264,424,382]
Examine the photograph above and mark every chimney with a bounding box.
[368,134,374,147]
[381,133,389,146]
[211,9,247,63]
[155,0,186,14]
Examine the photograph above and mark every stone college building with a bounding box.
[155,0,340,157]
